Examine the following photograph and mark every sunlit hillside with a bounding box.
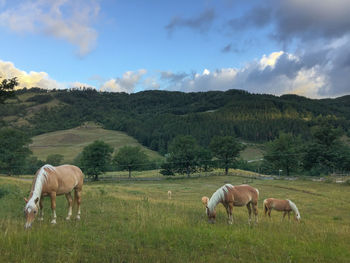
[29,122,162,163]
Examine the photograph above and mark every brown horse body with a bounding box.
[263,198,301,221]
[204,184,259,224]
[24,164,84,228]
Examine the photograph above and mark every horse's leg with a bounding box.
[252,201,258,224]
[65,192,73,220]
[288,211,291,220]
[50,192,57,224]
[268,208,272,218]
[283,211,287,221]
[246,203,252,224]
[38,198,44,221]
[74,189,82,220]
[227,203,234,224]
[222,203,230,224]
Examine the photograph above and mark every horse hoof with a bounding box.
[76,215,81,220]
[38,218,44,221]
[51,220,57,224]
[65,217,71,221]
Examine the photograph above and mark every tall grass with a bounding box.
[1,175,350,262]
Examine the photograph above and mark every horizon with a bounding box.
[18,85,350,101]
[1,0,350,99]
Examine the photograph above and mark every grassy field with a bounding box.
[29,123,162,163]
[1,173,349,263]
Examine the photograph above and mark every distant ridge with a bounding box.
[2,88,349,154]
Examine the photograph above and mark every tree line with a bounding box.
[1,79,350,178]
[2,87,350,155]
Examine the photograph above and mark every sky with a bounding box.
[0,0,349,98]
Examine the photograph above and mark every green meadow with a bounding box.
[1,174,350,263]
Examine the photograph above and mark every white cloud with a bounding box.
[0,0,99,56]
[100,69,147,93]
[259,51,284,69]
[0,60,63,89]
[69,82,96,89]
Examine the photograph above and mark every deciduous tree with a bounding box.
[0,127,32,175]
[79,140,113,181]
[209,136,243,175]
[113,146,149,178]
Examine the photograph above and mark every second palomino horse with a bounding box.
[263,198,301,221]
[24,164,84,229]
[203,184,259,224]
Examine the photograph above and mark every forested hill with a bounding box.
[2,88,350,154]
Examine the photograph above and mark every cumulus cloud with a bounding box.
[0,60,63,89]
[0,0,100,56]
[100,69,147,93]
[221,0,350,98]
[160,51,334,98]
[165,8,216,35]
[0,59,99,91]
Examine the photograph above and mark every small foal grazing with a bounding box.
[24,164,84,229]
[203,184,259,224]
[263,198,301,221]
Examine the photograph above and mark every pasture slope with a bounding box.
[1,174,350,263]
[29,123,162,163]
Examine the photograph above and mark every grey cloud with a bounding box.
[226,0,350,43]
[227,6,272,31]
[165,9,216,35]
[160,71,189,83]
[221,43,243,53]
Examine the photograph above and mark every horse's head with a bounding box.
[23,197,39,229]
[206,206,216,224]
[201,196,209,206]
[295,213,301,222]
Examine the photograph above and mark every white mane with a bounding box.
[25,164,55,211]
[207,184,234,213]
[288,200,301,220]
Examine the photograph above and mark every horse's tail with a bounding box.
[263,199,268,214]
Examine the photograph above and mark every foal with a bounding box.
[204,184,259,224]
[263,198,301,221]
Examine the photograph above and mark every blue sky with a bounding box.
[0,0,349,98]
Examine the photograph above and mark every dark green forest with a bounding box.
[1,87,350,155]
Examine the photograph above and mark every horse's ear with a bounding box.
[24,197,28,203]
[34,197,39,204]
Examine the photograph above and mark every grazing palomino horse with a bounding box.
[168,190,172,199]
[263,198,301,221]
[24,164,84,229]
[203,184,259,224]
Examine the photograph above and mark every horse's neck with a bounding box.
[31,166,52,201]
[208,188,224,212]
[288,200,299,214]
[31,175,45,200]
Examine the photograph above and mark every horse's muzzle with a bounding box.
[24,223,32,229]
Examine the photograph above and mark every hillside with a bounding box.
[1,88,350,154]
[29,123,162,163]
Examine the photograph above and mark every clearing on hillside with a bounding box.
[29,122,162,163]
